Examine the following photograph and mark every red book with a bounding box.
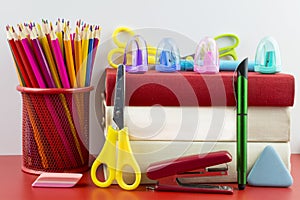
[105,68,295,107]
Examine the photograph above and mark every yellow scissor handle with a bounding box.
[91,126,118,188]
[219,49,238,60]
[147,46,157,61]
[107,48,125,69]
[115,127,141,190]
[113,27,135,48]
[214,33,240,60]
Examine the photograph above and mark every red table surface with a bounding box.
[0,155,299,200]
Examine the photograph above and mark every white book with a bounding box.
[104,103,290,142]
[118,141,291,184]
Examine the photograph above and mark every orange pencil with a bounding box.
[63,24,77,88]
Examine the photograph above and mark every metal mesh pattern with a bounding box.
[20,88,91,174]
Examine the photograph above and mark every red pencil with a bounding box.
[8,26,53,169]
[12,27,38,88]
[92,26,101,68]
[6,26,30,87]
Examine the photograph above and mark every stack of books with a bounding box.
[102,68,295,183]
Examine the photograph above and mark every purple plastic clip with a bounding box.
[194,37,219,74]
[123,35,148,73]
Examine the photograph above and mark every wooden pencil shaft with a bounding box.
[21,36,46,88]
[64,27,77,88]
[30,34,56,88]
[7,37,30,86]
[51,33,70,89]
[14,39,38,87]
[39,35,62,88]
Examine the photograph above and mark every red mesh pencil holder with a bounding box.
[17,86,93,174]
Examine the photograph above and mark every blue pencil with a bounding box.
[85,26,94,86]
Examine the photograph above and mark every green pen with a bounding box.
[236,58,248,190]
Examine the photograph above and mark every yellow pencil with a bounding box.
[80,26,89,87]
[64,25,77,88]
[37,23,62,88]
[74,26,82,85]
[42,19,50,38]
[73,24,85,140]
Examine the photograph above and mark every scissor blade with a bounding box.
[112,64,125,130]
[181,53,195,60]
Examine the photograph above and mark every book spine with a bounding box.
[105,69,295,107]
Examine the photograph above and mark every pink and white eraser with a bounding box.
[32,173,83,188]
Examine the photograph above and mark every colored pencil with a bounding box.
[50,30,70,88]
[74,26,82,82]
[63,24,77,88]
[92,26,101,67]
[85,26,94,86]
[56,18,64,57]
[12,25,80,168]
[20,31,46,88]
[50,29,86,163]
[37,23,62,88]
[80,26,89,87]
[89,26,101,86]
[6,26,27,86]
[30,31,56,88]
[73,26,85,135]
[42,20,52,45]
[13,29,39,88]
[30,29,77,167]
[26,27,78,167]
[8,27,50,168]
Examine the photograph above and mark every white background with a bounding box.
[0,0,298,154]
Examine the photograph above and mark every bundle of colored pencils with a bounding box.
[6,19,100,171]
[6,19,101,88]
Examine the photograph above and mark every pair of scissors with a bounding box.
[91,64,141,190]
[214,33,239,60]
[107,27,156,68]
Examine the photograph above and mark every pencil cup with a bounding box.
[17,86,93,174]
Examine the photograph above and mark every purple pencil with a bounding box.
[30,31,56,88]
